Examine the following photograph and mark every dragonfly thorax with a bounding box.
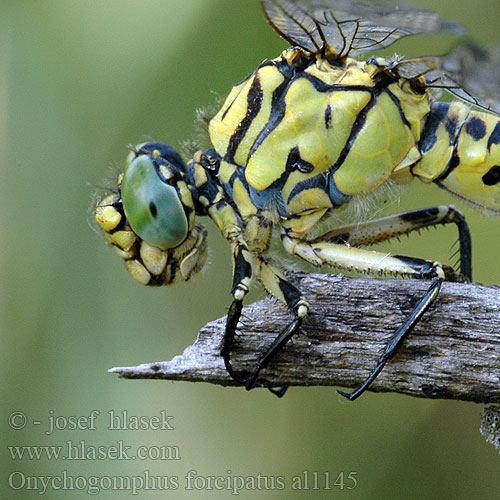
[208,48,430,225]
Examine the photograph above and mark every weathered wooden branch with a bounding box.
[110,273,500,403]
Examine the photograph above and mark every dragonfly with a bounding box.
[95,0,500,400]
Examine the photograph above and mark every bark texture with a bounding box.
[110,273,500,403]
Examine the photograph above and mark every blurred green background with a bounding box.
[2,0,499,498]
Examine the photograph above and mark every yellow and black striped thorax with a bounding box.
[208,48,430,221]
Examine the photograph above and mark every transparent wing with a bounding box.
[393,43,500,115]
[260,0,463,58]
[441,43,500,115]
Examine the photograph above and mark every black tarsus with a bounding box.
[337,275,443,400]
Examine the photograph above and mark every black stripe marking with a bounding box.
[232,246,252,293]
[418,103,449,153]
[286,172,349,209]
[225,74,263,163]
[287,173,328,203]
[465,117,487,141]
[409,77,426,95]
[444,114,460,145]
[434,179,497,214]
[487,122,500,150]
[221,96,237,122]
[324,104,332,129]
[277,276,303,309]
[482,166,500,186]
[301,71,379,94]
[221,72,255,121]
[166,259,178,285]
[393,255,434,277]
[246,61,296,162]
[435,150,460,182]
[245,59,382,166]
[328,90,377,174]
[399,206,440,223]
[384,88,411,129]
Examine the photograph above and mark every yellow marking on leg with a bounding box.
[283,235,431,277]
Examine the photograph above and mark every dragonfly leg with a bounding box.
[314,205,471,280]
[337,273,442,400]
[220,242,254,385]
[220,247,306,396]
[243,258,308,393]
[282,232,445,399]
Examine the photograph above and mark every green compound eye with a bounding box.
[121,156,188,250]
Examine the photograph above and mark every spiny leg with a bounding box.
[282,233,445,400]
[243,259,308,392]
[337,272,442,400]
[220,247,307,397]
[316,205,471,280]
[219,246,290,397]
[197,185,257,386]
[220,242,253,385]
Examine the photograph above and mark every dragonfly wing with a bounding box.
[393,44,500,115]
[441,43,500,115]
[260,0,463,58]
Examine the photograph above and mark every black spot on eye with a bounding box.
[482,166,500,186]
[149,202,158,217]
[465,117,486,141]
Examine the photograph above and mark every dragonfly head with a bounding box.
[95,142,207,286]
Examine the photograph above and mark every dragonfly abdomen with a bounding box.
[414,102,500,214]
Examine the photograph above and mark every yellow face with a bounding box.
[95,143,207,286]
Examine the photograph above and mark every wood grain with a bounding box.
[110,273,500,403]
